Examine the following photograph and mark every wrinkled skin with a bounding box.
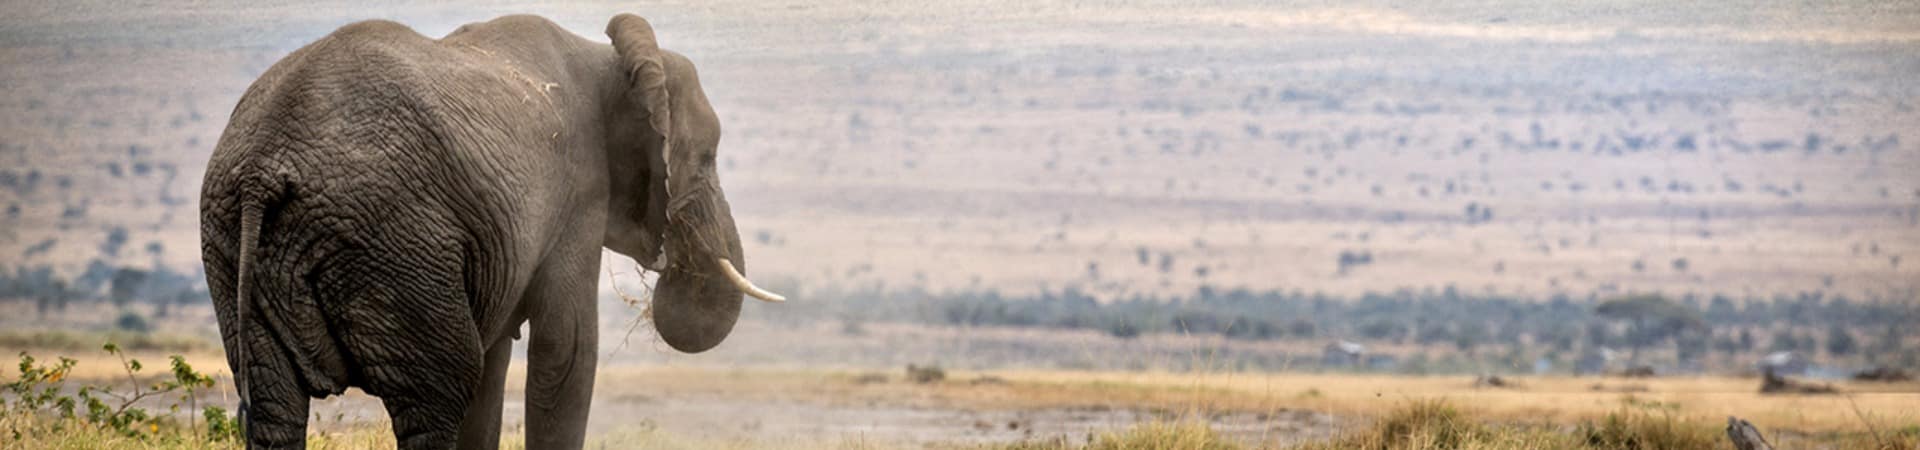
[199,14,754,449]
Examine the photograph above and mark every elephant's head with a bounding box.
[602,14,783,353]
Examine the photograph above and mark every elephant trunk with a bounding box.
[652,179,758,353]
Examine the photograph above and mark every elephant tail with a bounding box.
[233,199,264,436]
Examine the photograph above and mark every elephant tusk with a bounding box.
[716,257,786,302]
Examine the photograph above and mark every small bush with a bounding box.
[1839,425,1920,450]
[996,421,1239,450]
[0,343,241,446]
[1298,399,1574,449]
[1577,409,1719,449]
[114,312,152,333]
[1369,399,1484,449]
[906,364,946,383]
[1088,421,1239,450]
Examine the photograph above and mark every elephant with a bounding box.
[198,14,784,449]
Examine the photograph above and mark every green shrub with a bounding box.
[114,311,152,333]
[1,343,240,445]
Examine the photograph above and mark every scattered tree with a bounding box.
[1596,294,1706,365]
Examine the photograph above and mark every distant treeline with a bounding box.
[772,285,1918,371]
[1,261,206,319]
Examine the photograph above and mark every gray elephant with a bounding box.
[198,14,784,449]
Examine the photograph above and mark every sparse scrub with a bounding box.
[1,343,240,447]
[1292,400,1737,450]
[114,311,151,333]
[995,421,1239,450]
[1296,399,1510,449]
[1085,422,1239,450]
[1575,409,1719,450]
[792,283,1918,374]
[1838,425,1920,450]
[907,364,947,383]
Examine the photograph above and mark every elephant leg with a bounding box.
[346,280,483,450]
[522,252,599,449]
[242,327,312,448]
[456,334,516,450]
[374,331,482,450]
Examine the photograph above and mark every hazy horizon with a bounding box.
[2,2,1917,447]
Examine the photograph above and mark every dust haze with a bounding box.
[2,0,1917,447]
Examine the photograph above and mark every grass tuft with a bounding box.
[994,420,1240,450]
[1289,398,1816,450]
[1366,399,1485,449]
[1575,409,1719,450]
[1294,399,1519,449]
[0,410,238,449]
[1088,421,1241,450]
[1837,424,1920,450]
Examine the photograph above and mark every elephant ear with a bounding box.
[609,13,675,268]
[608,13,674,171]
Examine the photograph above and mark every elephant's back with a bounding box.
[202,20,520,293]
[206,18,560,200]
[205,19,521,215]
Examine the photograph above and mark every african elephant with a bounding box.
[199,14,784,449]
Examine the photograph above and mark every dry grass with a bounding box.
[1571,408,1722,450]
[969,370,1920,435]
[579,367,1883,431]
[0,411,229,450]
[29,349,1920,436]
[983,399,1733,449]
[995,421,1242,450]
[584,427,903,450]
[589,365,1916,446]
[0,329,212,354]
[994,398,1909,449]
[0,348,229,385]
[1292,399,1568,450]
[0,410,900,450]
[11,348,1915,448]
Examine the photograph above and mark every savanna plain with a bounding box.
[3,0,1919,448]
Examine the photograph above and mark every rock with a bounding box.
[1759,368,1838,395]
[1472,374,1518,388]
[1852,366,1914,382]
[1588,383,1649,393]
[1619,365,1656,378]
[1725,416,1773,450]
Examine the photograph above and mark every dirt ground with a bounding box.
[519,392,1335,447]
[235,362,1347,448]
[27,347,1911,448]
